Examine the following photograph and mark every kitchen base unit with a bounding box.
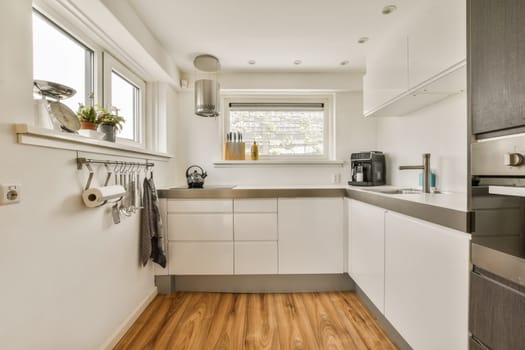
[347,198,470,350]
[348,199,387,313]
[163,196,344,278]
[278,197,344,274]
[384,211,470,350]
[234,199,278,275]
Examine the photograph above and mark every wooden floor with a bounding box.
[115,292,398,350]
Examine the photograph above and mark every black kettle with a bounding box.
[186,165,207,188]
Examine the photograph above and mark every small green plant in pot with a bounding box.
[76,93,100,130]
[96,106,125,142]
[77,103,99,130]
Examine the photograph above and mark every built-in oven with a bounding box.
[470,133,525,350]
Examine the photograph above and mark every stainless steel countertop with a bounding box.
[157,186,345,199]
[158,185,472,232]
[347,187,472,232]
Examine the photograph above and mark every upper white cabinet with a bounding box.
[363,32,409,115]
[384,211,470,350]
[348,199,387,313]
[278,198,344,274]
[408,0,466,88]
[363,0,466,117]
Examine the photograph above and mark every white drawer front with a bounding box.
[235,242,278,275]
[168,214,233,241]
[234,198,277,213]
[168,199,232,213]
[168,242,233,275]
[234,213,278,241]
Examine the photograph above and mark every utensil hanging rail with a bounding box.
[76,157,154,170]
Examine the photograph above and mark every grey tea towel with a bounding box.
[140,175,167,268]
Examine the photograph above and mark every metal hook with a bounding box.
[103,163,112,186]
[84,163,95,190]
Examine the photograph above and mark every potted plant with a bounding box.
[96,106,125,142]
[76,103,99,130]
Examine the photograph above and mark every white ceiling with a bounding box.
[127,0,420,73]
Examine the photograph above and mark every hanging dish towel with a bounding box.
[140,175,167,268]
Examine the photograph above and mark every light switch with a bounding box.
[0,184,21,205]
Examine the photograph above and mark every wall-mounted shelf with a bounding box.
[15,124,172,161]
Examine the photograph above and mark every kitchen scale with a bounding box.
[33,80,80,132]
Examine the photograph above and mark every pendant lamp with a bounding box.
[193,54,220,117]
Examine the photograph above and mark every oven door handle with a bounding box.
[489,185,525,197]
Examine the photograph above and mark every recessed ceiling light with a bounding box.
[248,60,256,65]
[340,60,350,66]
[358,37,369,44]
[382,5,397,15]
[294,60,302,65]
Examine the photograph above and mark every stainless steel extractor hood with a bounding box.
[194,79,219,117]
[193,54,220,117]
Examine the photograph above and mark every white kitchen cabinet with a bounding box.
[234,213,277,241]
[233,198,278,274]
[408,0,466,88]
[167,213,233,241]
[363,31,409,115]
[278,197,343,274]
[348,199,386,313]
[167,198,232,212]
[234,242,278,275]
[167,199,234,275]
[168,242,233,275]
[234,198,277,212]
[384,211,470,350]
[363,0,466,117]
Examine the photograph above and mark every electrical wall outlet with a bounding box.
[0,184,21,205]
[331,173,342,184]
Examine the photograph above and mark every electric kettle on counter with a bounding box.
[186,165,207,188]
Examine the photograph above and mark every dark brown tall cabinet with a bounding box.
[469,0,525,137]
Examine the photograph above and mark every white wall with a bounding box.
[173,73,377,186]
[376,93,468,192]
[0,1,176,349]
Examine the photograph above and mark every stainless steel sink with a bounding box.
[365,188,443,195]
[378,188,422,194]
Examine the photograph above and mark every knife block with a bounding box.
[225,142,245,160]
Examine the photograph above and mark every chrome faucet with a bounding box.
[399,153,431,193]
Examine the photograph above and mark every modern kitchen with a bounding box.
[1,0,523,349]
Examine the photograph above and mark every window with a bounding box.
[32,10,93,112]
[225,96,333,160]
[104,53,145,145]
[32,9,148,148]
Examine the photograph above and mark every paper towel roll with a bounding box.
[82,185,126,208]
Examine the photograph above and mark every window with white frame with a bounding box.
[104,53,145,144]
[224,96,333,159]
[32,10,94,112]
[32,9,147,147]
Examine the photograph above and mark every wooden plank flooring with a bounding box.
[114,292,398,350]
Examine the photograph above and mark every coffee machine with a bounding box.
[349,151,386,186]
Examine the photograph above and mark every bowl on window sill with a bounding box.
[78,129,105,140]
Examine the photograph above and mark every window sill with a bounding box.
[15,124,172,161]
[213,160,344,167]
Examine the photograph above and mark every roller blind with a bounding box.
[229,102,324,111]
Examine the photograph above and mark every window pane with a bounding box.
[32,12,92,112]
[229,110,325,156]
[111,71,138,140]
